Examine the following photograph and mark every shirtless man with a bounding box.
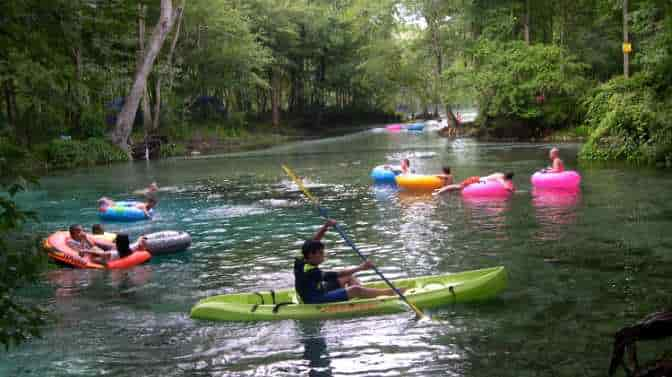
[543,147,565,173]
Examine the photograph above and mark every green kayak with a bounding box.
[190,266,507,321]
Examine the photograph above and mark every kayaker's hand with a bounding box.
[325,219,337,227]
[359,260,374,271]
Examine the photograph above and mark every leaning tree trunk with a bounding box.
[110,0,177,155]
[153,0,185,131]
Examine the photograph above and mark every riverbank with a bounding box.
[439,123,589,143]
[170,121,379,157]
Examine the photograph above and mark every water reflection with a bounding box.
[461,195,512,240]
[298,321,333,377]
[531,188,581,241]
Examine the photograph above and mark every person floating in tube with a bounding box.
[433,172,514,195]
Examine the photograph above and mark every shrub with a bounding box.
[579,73,672,166]
[40,138,128,169]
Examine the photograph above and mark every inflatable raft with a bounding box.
[395,174,444,191]
[406,123,425,131]
[190,266,507,321]
[462,180,513,198]
[141,230,191,256]
[531,170,581,190]
[44,231,151,269]
[98,201,152,222]
[371,165,401,184]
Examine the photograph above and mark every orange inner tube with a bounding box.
[44,231,151,270]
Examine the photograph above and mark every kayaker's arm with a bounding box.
[313,219,337,241]
[337,260,374,277]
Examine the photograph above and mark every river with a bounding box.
[3,129,672,376]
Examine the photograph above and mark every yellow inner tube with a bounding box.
[395,174,444,191]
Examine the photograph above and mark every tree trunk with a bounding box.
[271,68,280,127]
[153,0,185,130]
[137,3,153,131]
[524,0,531,44]
[623,0,629,78]
[110,0,177,155]
[3,80,15,135]
[71,47,83,133]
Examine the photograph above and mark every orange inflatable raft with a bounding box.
[44,231,151,269]
[395,174,444,191]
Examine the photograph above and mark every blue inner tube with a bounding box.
[407,123,425,131]
[141,231,191,255]
[98,201,152,222]
[371,165,400,184]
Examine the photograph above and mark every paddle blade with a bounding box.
[282,165,319,204]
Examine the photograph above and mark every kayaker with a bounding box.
[294,219,404,304]
[67,224,116,262]
[433,172,514,195]
[542,147,565,173]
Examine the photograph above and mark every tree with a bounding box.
[110,0,181,155]
[0,142,47,350]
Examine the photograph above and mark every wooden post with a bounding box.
[623,0,629,78]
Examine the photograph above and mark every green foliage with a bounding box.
[579,73,672,166]
[160,142,186,158]
[444,40,589,129]
[38,138,129,170]
[0,141,48,350]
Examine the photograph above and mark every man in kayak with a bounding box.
[294,219,404,304]
[67,224,117,262]
[542,147,564,173]
[433,172,514,195]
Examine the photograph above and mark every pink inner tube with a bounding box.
[386,124,403,131]
[462,180,513,198]
[531,170,581,190]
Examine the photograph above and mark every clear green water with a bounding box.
[3,130,672,376]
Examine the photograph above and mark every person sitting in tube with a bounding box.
[293,219,405,304]
[433,172,515,195]
[114,233,148,259]
[66,224,117,263]
[435,166,453,186]
[385,158,413,175]
[541,147,565,173]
